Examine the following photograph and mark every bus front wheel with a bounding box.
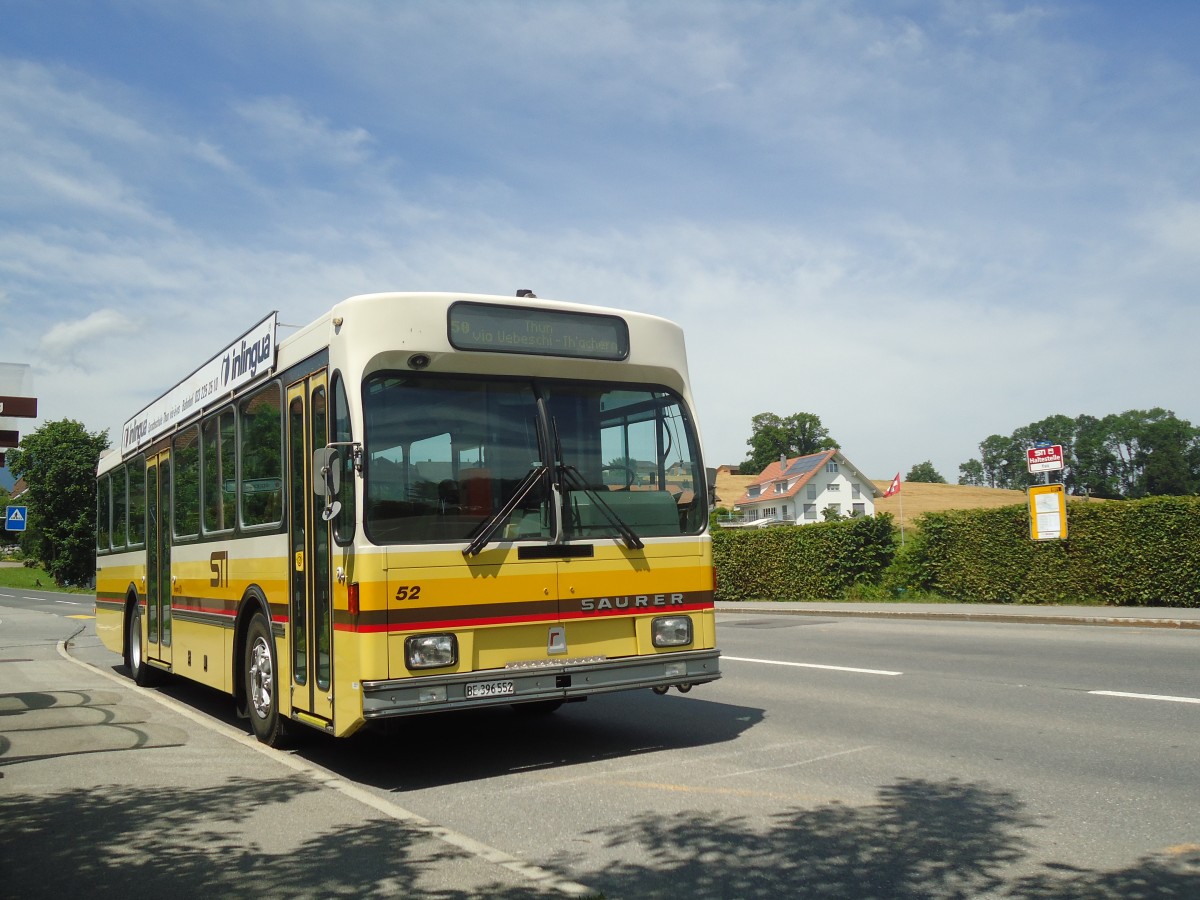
[244,613,289,747]
[127,604,158,687]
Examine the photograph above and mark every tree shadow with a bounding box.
[0,689,187,765]
[549,777,1199,899]
[0,776,555,899]
[1011,848,1200,899]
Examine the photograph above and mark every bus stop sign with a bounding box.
[5,506,28,531]
[1027,444,1064,473]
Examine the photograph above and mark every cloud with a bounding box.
[231,96,374,167]
[40,309,133,365]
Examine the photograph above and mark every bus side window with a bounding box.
[203,409,236,533]
[112,466,128,549]
[173,426,201,539]
[240,383,284,528]
[97,474,111,552]
[128,456,146,546]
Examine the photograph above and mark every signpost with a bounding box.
[1028,484,1066,540]
[1026,444,1064,473]
[1026,443,1066,541]
[4,506,28,532]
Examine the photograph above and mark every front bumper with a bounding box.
[361,648,721,719]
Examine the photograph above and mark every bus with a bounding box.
[95,291,720,745]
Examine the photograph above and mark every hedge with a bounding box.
[712,514,895,601]
[906,495,1200,607]
[711,496,1200,607]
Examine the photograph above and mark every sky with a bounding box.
[2,0,1199,486]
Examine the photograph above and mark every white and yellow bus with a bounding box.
[96,291,720,745]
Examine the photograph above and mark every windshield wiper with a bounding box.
[463,464,547,558]
[558,464,644,551]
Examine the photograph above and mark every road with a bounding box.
[304,611,1199,897]
[4,591,1199,897]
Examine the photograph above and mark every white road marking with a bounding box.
[722,655,902,676]
[712,745,875,779]
[1089,690,1200,705]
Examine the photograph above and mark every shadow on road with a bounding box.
[560,777,1200,899]
[59,663,1198,897]
[0,689,187,765]
[0,773,560,899]
[4,764,1194,898]
[303,688,765,792]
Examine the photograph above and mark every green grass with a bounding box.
[0,562,92,593]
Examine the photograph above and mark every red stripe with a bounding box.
[560,600,712,621]
[333,600,713,633]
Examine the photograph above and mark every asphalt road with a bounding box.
[4,591,1199,897]
[307,611,1200,897]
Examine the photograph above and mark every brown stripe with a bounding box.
[389,598,561,627]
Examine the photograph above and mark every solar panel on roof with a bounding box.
[786,455,825,476]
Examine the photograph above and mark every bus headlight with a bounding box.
[652,616,692,648]
[405,633,458,670]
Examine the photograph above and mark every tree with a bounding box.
[1134,412,1200,496]
[7,419,110,586]
[1071,414,1122,498]
[978,434,1018,489]
[744,412,838,473]
[905,461,946,484]
[0,485,16,550]
[821,504,843,521]
[957,459,985,487]
[958,408,1200,499]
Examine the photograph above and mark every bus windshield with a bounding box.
[362,373,706,545]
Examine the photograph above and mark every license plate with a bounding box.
[466,679,515,699]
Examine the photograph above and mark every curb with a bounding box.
[57,636,599,898]
[715,605,1200,630]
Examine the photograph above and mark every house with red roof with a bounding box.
[730,449,882,526]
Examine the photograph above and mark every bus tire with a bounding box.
[127,604,158,687]
[244,613,289,747]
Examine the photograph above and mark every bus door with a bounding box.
[287,373,334,724]
[145,450,172,665]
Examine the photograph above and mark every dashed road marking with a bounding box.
[723,655,902,676]
[1089,690,1200,705]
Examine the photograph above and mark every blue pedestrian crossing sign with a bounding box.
[5,506,28,531]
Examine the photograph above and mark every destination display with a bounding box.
[448,302,629,361]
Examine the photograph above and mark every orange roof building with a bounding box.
[730,450,882,526]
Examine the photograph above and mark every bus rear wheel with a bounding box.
[244,613,289,747]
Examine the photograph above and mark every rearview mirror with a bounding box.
[314,448,342,521]
[313,448,341,498]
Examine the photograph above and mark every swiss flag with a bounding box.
[884,473,901,497]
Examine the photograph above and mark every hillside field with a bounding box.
[712,469,1031,529]
[870,480,1027,529]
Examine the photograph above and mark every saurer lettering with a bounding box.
[579,593,685,613]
